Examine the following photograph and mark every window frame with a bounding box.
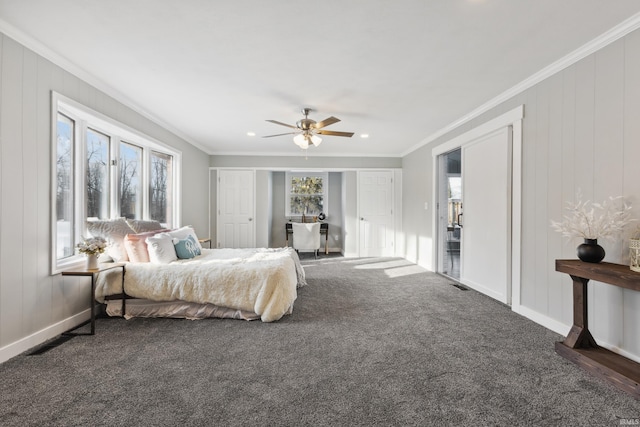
[51,92,182,274]
[285,171,329,218]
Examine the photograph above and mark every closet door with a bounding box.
[358,170,394,257]
[461,127,512,304]
[217,170,255,248]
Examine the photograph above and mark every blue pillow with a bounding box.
[173,235,201,259]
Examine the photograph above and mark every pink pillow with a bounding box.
[124,229,170,263]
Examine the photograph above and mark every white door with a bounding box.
[217,170,255,248]
[359,170,394,257]
[460,127,511,304]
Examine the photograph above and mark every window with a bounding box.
[55,113,75,260]
[86,128,110,219]
[52,93,181,273]
[119,142,143,219]
[286,172,328,217]
[149,151,174,225]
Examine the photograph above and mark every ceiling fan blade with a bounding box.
[316,130,354,137]
[262,132,298,138]
[266,120,298,129]
[313,116,340,129]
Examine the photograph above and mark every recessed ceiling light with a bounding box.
[360,134,369,138]
[247,132,256,136]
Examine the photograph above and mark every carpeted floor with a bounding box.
[1,256,638,426]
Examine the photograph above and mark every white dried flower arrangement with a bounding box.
[76,236,107,255]
[550,191,634,240]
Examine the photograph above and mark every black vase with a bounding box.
[577,238,605,263]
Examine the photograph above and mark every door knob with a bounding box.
[248,217,253,222]
[360,217,364,221]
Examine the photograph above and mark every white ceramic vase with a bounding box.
[86,253,99,270]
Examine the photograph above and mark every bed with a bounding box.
[94,247,306,323]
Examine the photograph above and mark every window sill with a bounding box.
[52,256,85,275]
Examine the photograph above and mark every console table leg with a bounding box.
[563,275,597,349]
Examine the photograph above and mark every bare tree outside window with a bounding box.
[86,128,109,219]
[289,175,324,216]
[149,151,173,225]
[120,142,142,219]
[56,114,74,259]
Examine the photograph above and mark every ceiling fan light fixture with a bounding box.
[265,108,352,151]
[293,133,309,149]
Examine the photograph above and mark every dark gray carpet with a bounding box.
[1,256,638,426]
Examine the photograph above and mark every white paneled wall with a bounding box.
[0,33,210,362]
[403,29,640,361]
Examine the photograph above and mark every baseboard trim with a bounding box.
[0,310,90,364]
[512,305,570,336]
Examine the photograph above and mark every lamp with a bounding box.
[293,132,322,150]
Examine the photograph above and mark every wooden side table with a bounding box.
[61,262,125,335]
[555,259,640,399]
[198,238,212,248]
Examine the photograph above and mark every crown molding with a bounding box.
[0,18,213,155]
[401,11,640,157]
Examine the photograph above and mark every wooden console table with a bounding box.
[555,259,640,399]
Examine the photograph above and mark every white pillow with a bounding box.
[146,233,178,264]
[87,218,136,262]
[167,226,203,252]
[125,219,164,233]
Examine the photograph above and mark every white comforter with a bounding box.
[95,247,304,322]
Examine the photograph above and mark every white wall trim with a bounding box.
[403,12,640,157]
[513,305,570,337]
[0,310,90,364]
[210,150,402,158]
[0,19,211,155]
[432,106,524,157]
[431,105,523,309]
[209,166,403,172]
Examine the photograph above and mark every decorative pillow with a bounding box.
[124,229,170,263]
[167,226,203,252]
[87,218,136,262]
[125,219,164,233]
[173,235,201,259]
[146,233,178,264]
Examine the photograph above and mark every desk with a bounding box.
[555,259,640,399]
[286,223,329,255]
[61,263,125,335]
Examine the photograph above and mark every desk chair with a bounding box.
[292,222,321,259]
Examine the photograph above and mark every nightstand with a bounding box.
[61,263,125,335]
[199,238,212,248]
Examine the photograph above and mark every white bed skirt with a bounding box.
[106,298,264,321]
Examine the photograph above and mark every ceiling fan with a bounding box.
[263,108,354,149]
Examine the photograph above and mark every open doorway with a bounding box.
[437,149,462,279]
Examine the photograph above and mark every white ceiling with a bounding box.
[2,1,640,157]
